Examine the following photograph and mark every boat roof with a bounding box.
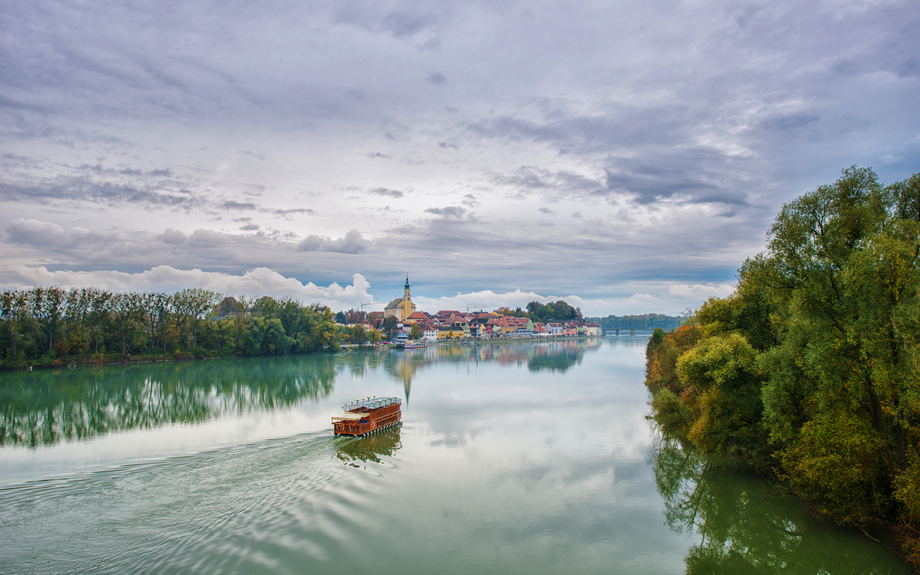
[342,396,401,412]
[331,412,366,421]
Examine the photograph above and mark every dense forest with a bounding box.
[644,167,920,564]
[0,289,340,369]
[590,313,685,331]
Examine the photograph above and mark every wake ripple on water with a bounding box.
[0,430,400,574]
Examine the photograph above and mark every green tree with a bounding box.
[382,316,398,339]
[350,324,368,345]
[675,333,766,461]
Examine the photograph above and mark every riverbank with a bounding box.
[0,346,342,372]
[341,333,617,351]
[5,334,630,371]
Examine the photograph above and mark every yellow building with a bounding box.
[384,275,417,321]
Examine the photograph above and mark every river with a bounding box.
[0,338,909,573]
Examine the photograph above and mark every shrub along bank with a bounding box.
[645,167,920,565]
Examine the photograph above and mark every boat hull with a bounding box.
[335,419,402,437]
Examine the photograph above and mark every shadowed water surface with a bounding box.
[0,338,909,573]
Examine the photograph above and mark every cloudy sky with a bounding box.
[1,0,918,315]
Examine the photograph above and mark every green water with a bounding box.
[0,338,909,574]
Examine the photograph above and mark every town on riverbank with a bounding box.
[335,276,603,346]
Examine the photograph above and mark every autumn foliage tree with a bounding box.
[645,167,920,559]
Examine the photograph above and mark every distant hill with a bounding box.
[587,313,686,331]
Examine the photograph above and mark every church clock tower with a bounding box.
[402,275,412,319]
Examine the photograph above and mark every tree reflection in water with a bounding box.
[334,424,402,467]
[0,355,339,448]
[0,340,599,450]
[651,429,908,574]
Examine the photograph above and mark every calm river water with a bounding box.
[0,337,909,574]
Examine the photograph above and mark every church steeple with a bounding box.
[405,274,410,290]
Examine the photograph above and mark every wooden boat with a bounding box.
[332,396,402,437]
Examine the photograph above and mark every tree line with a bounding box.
[644,167,920,565]
[0,288,339,368]
[591,313,685,331]
[525,300,582,322]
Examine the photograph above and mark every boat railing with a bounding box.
[343,396,402,412]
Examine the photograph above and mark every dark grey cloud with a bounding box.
[417,37,441,51]
[2,218,337,279]
[115,167,173,177]
[159,229,188,244]
[426,72,447,85]
[0,179,203,209]
[383,10,437,38]
[332,3,444,39]
[762,113,821,132]
[600,150,756,206]
[220,200,260,211]
[425,206,466,219]
[272,208,316,216]
[461,194,479,208]
[378,206,751,297]
[370,187,404,198]
[6,219,99,249]
[188,229,227,248]
[297,230,372,254]
[492,166,603,199]
[438,142,458,149]
[367,152,389,158]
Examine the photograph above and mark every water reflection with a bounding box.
[0,339,602,449]
[378,339,595,393]
[651,430,907,574]
[0,356,339,448]
[334,424,402,466]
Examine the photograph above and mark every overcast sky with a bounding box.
[1,0,918,315]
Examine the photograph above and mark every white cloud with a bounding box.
[412,289,587,314]
[666,283,737,300]
[0,266,374,310]
[410,284,735,317]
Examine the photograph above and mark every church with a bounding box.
[384,275,417,321]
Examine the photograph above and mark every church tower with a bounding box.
[384,274,417,321]
[402,275,412,320]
